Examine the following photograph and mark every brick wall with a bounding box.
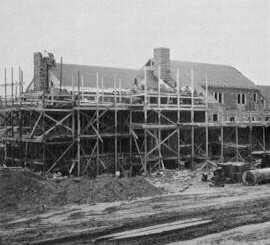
[153,47,170,82]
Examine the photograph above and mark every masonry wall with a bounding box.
[153,47,170,82]
[34,52,48,92]
[207,87,265,122]
[33,52,56,92]
[208,87,263,111]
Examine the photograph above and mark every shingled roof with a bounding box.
[170,61,255,88]
[53,63,142,89]
[258,85,270,101]
[53,60,256,90]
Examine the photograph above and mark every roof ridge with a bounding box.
[171,59,232,67]
[55,63,139,72]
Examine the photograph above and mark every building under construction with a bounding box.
[1,48,270,176]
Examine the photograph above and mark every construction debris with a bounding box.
[149,169,196,184]
[146,169,197,193]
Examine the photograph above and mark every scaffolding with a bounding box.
[1,67,270,176]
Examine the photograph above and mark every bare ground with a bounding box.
[1,170,270,245]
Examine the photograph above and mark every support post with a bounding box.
[11,68,14,107]
[129,110,133,171]
[42,84,45,173]
[77,110,81,177]
[77,71,81,107]
[82,74,84,100]
[21,70,24,93]
[4,68,7,161]
[72,72,74,101]
[158,65,161,107]
[60,57,63,93]
[119,78,122,103]
[4,68,7,107]
[205,73,209,161]
[115,109,118,173]
[144,67,148,174]
[101,76,104,103]
[96,72,100,176]
[144,108,148,174]
[77,72,81,176]
[236,126,239,162]
[191,69,194,168]
[177,68,181,168]
[249,125,253,162]
[263,125,266,153]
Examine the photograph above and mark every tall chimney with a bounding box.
[153,47,170,81]
[33,52,48,92]
[33,51,56,92]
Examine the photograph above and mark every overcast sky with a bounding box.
[0,0,269,89]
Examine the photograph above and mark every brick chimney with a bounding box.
[153,47,170,81]
[33,51,56,92]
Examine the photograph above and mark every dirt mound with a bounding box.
[0,170,162,213]
[92,174,162,202]
[48,174,162,205]
[0,168,50,211]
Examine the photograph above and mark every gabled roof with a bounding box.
[53,60,256,91]
[170,60,255,88]
[53,63,142,89]
[258,85,270,101]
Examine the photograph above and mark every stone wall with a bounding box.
[208,87,264,112]
[34,52,48,92]
[153,47,170,82]
[206,87,266,122]
[33,51,56,92]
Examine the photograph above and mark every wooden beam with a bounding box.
[46,141,76,174]
[36,112,73,140]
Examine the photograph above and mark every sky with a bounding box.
[0,0,269,91]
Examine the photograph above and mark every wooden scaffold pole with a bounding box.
[236,126,239,162]
[4,68,7,161]
[42,76,46,173]
[205,72,209,161]
[191,68,194,168]
[144,67,148,174]
[157,65,164,169]
[176,67,181,168]
[77,71,81,176]
[221,112,224,163]
[96,72,100,176]
[114,76,118,174]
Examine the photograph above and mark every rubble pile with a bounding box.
[147,169,197,193]
[149,169,196,184]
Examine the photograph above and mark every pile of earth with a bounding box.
[0,168,53,212]
[0,169,162,213]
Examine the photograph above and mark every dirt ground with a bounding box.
[1,168,270,245]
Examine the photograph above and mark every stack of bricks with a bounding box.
[153,47,171,82]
